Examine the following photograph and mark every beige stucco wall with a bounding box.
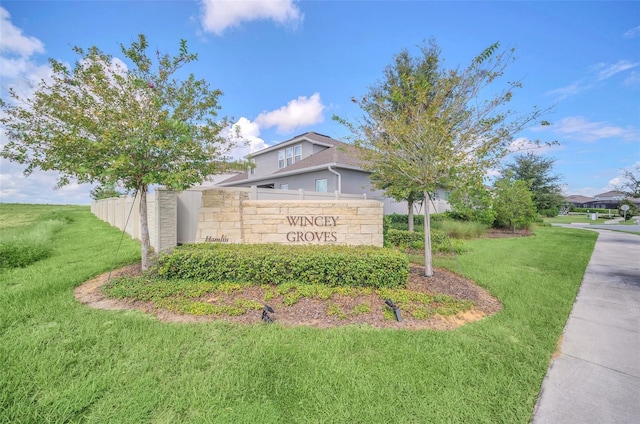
[196,189,383,247]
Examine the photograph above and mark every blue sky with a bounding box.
[1,0,638,204]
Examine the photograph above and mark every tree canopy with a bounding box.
[616,164,640,198]
[1,34,240,270]
[499,152,564,215]
[336,39,550,276]
[492,178,537,232]
[90,183,125,201]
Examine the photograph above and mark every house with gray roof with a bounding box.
[564,191,640,209]
[216,131,451,214]
[564,194,595,208]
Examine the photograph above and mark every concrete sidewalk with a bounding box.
[532,229,640,424]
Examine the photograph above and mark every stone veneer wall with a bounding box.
[196,188,248,244]
[196,189,383,247]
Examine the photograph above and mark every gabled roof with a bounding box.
[564,195,594,203]
[274,141,364,174]
[217,170,249,185]
[594,190,625,198]
[216,134,366,186]
[250,131,341,157]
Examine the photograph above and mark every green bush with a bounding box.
[382,215,392,246]
[445,207,496,227]
[618,200,639,221]
[387,213,423,225]
[436,219,488,239]
[386,213,448,227]
[385,228,424,247]
[430,229,468,254]
[538,208,559,218]
[385,228,467,254]
[154,244,409,289]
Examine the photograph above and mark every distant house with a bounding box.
[564,195,595,208]
[564,191,640,209]
[216,131,450,214]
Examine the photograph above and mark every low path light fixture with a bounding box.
[262,305,275,323]
[385,298,402,322]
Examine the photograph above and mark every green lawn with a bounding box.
[0,204,598,423]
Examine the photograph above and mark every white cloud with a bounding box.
[222,93,327,158]
[223,117,270,159]
[623,25,640,39]
[624,70,640,87]
[545,82,590,101]
[592,60,639,81]
[547,60,639,101]
[0,8,94,204]
[200,0,303,35]
[255,92,325,133]
[550,116,639,142]
[0,7,44,56]
[0,7,54,101]
[0,158,94,204]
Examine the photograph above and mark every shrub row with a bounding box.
[154,244,409,289]
[387,213,425,225]
[569,207,616,213]
[386,213,448,226]
[385,229,467,254]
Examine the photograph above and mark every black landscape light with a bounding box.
[385,298,402,322]
[262,305,275,323]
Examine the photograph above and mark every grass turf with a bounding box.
[0,204,597,423]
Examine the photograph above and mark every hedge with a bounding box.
[386,213,448,226]
[385,228,467,254]
[154,244,409,289]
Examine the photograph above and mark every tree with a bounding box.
[616,164,640,198]
[618,199,638,221]
[336,40,550,276]
[492,178,537,232]
[90,183,125,201]
[370,171,424,232]
[500,152,564,215]
[447,174,496,227]
[1,34,240,270]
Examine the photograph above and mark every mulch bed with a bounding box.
[75,263,502,330]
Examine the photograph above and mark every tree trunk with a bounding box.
[408,198,414,232]
[423,190,434,277]
[139,187,152,271]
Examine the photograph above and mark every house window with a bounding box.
[249,158,255,175]
[278,151,285,169]
[286,147,294,166]
[316,178,328,193]
[279,144,302,168]
[280,184,289,190]
[294,145,302,162]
